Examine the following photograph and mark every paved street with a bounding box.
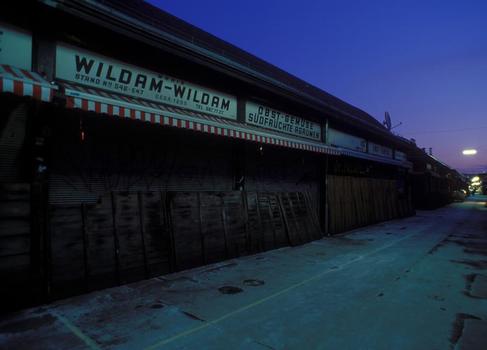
[1,196,487,350]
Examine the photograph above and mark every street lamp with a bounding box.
[462,149,478,155]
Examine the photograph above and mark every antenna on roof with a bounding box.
[391,121,403,130]
[383,111,403,131]
[383,112,392,130]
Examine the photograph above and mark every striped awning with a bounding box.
[62,83,341,156]
[0,65,55,102]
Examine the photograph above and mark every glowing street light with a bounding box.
[462,149,478,156]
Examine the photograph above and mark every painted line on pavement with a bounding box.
[145,231,419,349]
[51,311,101,350]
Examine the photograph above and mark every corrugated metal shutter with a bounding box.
[48,174,106,205]
[48,112,233,205]
[159,136,233,192]
[0,103,28,182]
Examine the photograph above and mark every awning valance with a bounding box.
[340,148,413,169]
[62,82,341,156]
[0,65,55,102]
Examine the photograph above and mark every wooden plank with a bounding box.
[160,191,176,272]
[45,201,52,299]
[0,183,30,201]
[327,175,334,234]
[0,252,30,294]
[349,177,358,229]
[30,182,44,296]
[160,191,173,274]
[137,192,149,279]
[260,193,278,250]
[49,206,84,285]
[256,193,275,251]
[325,175,407,234]
[197,192,206,265]
[146,190,172,275]
[199,192,226,263]
[286,192,305,243]
[114,192,145,283]
[81,204,89,281]
[269,193,288,248]
[255,192,265,252]
[110,192,122,285]
[277,193,295,246]
[302,191,322,239]
[0,235,30,257]
[137,191,171,277]
[297,192,315,242]
[349,177,358,228]
[48,204,91,299]
[0,253,30,273]
[245,192,264,253]
[299,192,321,241]
[253,192,264,252]
[220,195,230,259]
[169,192,204,271]
[358,178,367,226]
[0,201,30,218]
[0,219,30,237]
[85,194,117,288]
[241,191,251,253]
[221,192,248,258]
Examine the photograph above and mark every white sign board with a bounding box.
[245,102,321,141]
[55,44,237,120]
[369,142,393,158]
[0,23,32,70]
[328,128,366,152]
[394,150,407,161]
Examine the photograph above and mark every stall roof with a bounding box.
[408,145,463,178]
[41,0,403,141]
[96,0,384,127]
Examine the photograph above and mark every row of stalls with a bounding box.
[408,147,468,209]
[0,0,463,310]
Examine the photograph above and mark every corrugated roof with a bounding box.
[91,0,386,130]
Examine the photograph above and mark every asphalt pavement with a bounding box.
[1,196,487,350]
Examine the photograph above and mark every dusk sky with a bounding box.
[148,0,487,173]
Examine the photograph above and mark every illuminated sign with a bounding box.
[55,44,237,120]
[245,102,321,141]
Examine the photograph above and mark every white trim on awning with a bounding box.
[0,65,55,102]
[61,82,341,156]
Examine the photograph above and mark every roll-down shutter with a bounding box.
[48,112,233,205]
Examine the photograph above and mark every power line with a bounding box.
[402,126,487,135]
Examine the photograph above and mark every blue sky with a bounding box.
[148,0,487,173]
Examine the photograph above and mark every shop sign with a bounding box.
[245,102,321,141]
[369,142,393,158]
[0,23,32,70]
[394,150,407,161]
[55,44,237,120]
[328,128,366,152]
